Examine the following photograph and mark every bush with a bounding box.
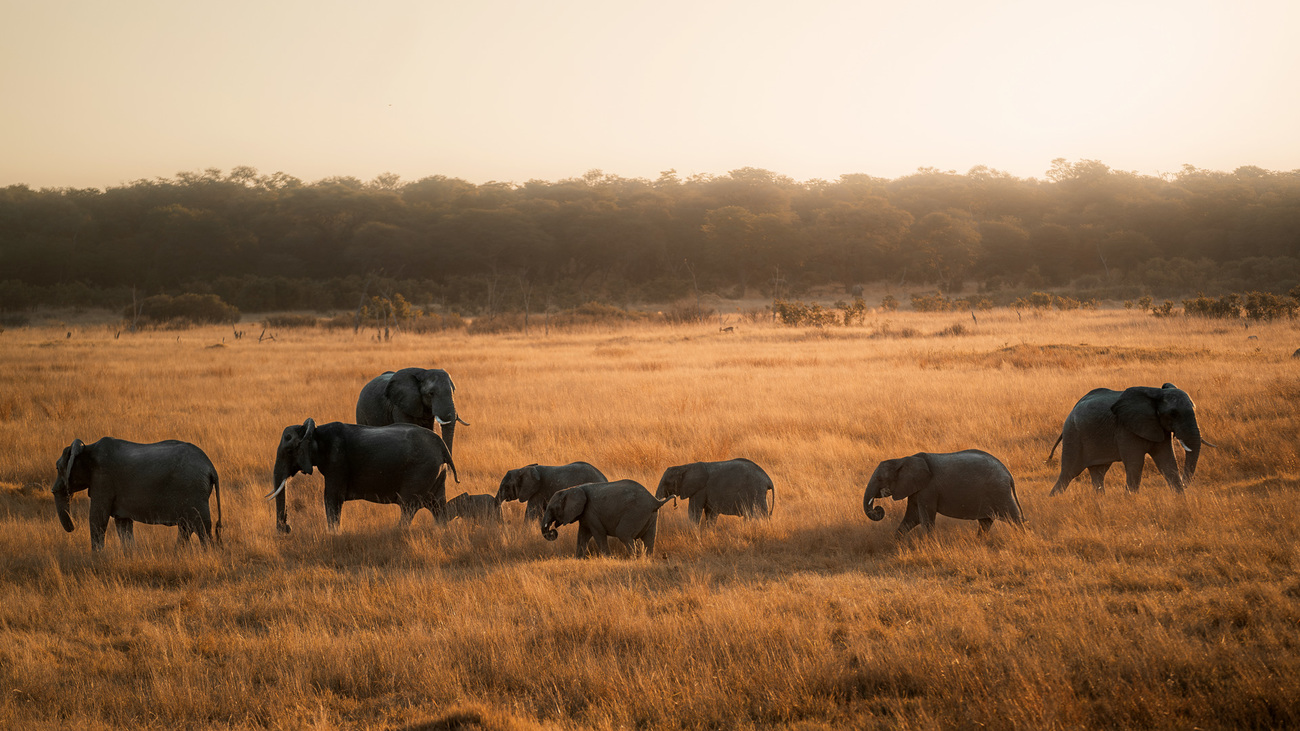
[835,297,868,326]
[1183,293,1242,319]
[1242,291,1298,321]
[1013,292,1054,310]
[910,292,954,312]
[262,314,318,328]
[1151,300,1177,318]
[880,294,899,312]
[773,300,839,327]
[129,293,240,326]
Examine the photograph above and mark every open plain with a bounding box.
[1,309,1298,730]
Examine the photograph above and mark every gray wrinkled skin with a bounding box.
[863,449,1023,536]
[52,437,221,552]
[1047,383,1204,495]
[539,480,668,558]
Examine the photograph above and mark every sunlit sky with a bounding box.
[2,0,1298,189]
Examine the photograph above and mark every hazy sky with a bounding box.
[2,0,1298,189]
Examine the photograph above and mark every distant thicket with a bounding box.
[2,160,1300,314]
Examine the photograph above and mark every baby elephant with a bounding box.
[446,492,503,523]
[540,480,668,558]
[52,437,222,552]
[497,461,607,521]
[655,458,774,523]
[863,449,1024,536]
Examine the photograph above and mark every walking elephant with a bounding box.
[51,437,222,552]
[356,368,469,455]
[267,418,457,534]
[863,450,1023,536]
[540,480,668,558]
[1047,383,1210,495]
[655,458,774,523]
[496,461,608,521]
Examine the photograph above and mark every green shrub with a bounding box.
[129,293,240,326]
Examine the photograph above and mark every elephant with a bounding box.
[51,437,222,552]
[356,368,469,455]
[654,458,774,523]
[1047,383,1210,495]
[446,492,503,523]
[540,480,668,558]
[863,450,1024,536]
[266,418,458,534]
[496,461,608,521]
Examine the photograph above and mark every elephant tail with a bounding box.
[1044,433,1063,463]
[212,470,223,544]
[1009,475,1026,526]
[767,484,775,516]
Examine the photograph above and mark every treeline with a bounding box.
[2,160,1299,314]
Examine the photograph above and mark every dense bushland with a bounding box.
[3,161,1300,315]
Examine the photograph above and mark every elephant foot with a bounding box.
[276,522,291,535]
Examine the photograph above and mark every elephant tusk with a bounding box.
[1176,438,1192,453]
[264,480,287,500]
[456,416,471,426]
[434,416,453,426]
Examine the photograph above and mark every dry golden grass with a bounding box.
[2,310,1299,729]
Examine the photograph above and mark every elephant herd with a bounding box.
[48,366,1208,556]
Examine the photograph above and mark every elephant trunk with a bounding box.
[863,476,885,522]
[540,508,559,541]
[53,486,76,532]
[439,421,456,457]
[1179,424,1202,487]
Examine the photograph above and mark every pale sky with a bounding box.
[2,0,1298,189]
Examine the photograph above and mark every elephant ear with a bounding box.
[516,464,542,501]
[386,370,425,419]
[891,455,932,500]
[677,463,708,498]
[297,419,316,475]
[63,439,85,484]
[1112,387,1166,442]
[558,488,588,525]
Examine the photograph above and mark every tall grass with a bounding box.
[1,310,1298,729]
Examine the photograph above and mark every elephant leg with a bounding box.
[588,524,612,556]
[115,518,135,548]
[525,497,544,524]
[1087,464,1110,493]
[640,521,657,556]
[89,501,111,552]
[324,498,343,531]
[894,500,922,537]
[1149,440,1184,493]
[1049,462,1086,496]
[574,524,593,559]
[687,497,704,525]
[399,501,418,527]
[1119,449,1147,493]
[978,518,994,534]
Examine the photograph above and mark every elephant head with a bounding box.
[497,464,541,503]
[388,368,462,454]
[863,455,931,521]
[1112,383,1203,486]
[266,418,317,534]
[655,463,706,501]
[51,438,86,533]
[540,487,587,541]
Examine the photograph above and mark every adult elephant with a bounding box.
[356,368,468,455]
[863,449,1023,536]
[654,458,774,523]
[1047,383,1210,495]
[51,437,222,551]
[267,418,457,534]
[496,462,608,522]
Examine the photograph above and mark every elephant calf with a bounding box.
[655,458,774,523]
[267,419,457,533]
[540,480,668,558]
[446,492,503,523]
[52,437,222,552]
[863,450,1024,536]
[497,461,607,521]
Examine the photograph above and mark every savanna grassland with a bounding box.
[1,310,1299,730]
